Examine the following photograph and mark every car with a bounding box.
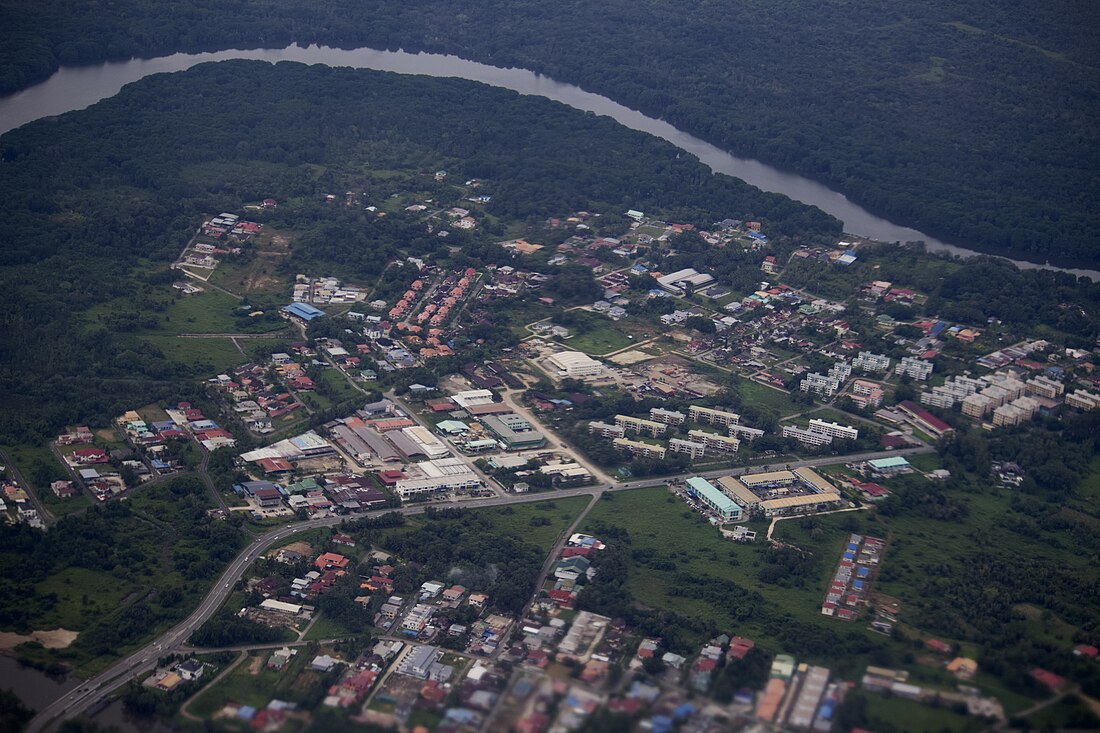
[286,524,293,528]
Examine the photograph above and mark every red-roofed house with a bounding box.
[315,552,350,570]
[1074,644,1098,658]
[71,447,109,464]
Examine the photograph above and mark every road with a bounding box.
[27,441,930,731]
[0,446,53,525]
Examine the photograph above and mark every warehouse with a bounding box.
[546,351,604,378]
[481,414,546,450]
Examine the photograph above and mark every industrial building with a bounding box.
[394,458,480,498]
[685,477,743,522]
[656,268,715,296]
[545,351,604,378]
[480,414,546,450]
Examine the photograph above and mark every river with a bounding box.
[0,43,1095,279]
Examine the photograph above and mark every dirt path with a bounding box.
[178,651,247,722]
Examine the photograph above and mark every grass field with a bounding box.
[860,694,982,733]
[739,380,803,417]
[35,567,138,629]
[579,487,848,646]
[188,652,301,718]
[302,615,354,641]
[567,324,635,355]
[476,495,593,551]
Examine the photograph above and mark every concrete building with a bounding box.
[688,405,741,428]
[807,419,859,441]
[649,407,686,426]
[614,414,667,438]
[758,492,842,517]
[1025,376,1064,399]
[852,351,891,373]
[962,392,993,418]
[895,357,933,381]
[400,426,450,459]
[481,414,546,450]
[788,666,831,730]
[587,421,625,439]
[1066,390,1100,411]
[728,423,766,441]
[613,438,666,460]
[783,425,833,447]
[685,477,743,522]
[716,476,762,509]
[395,458,480,498]
[688,429,741,454]
[668,438,707,460]
[800,372,842,398]
[546,351,604,378]
[656,268,715,296]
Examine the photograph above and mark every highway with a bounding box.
[26,442,930,731]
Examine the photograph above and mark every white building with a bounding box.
[546,351,604,378]
[852,351,891,374]
[451,389,496,409]
[1066,389,1100,411]
[895,357,933,381]
[807,419,859,441]
[668,438,707,459]
[688,405,740,428]
[613,438,666,460]
[615,414,667,438]
[656,268,715,296]
[783,425,834,447]
[588,421,625,439]
[649,407,686,425]
[688,429,741,454]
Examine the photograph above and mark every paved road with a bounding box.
[27,441,930,731]
[0,446,53,525]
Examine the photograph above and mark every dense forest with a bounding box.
[1,0,1097,263]
[0,60,838,446]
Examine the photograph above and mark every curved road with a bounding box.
[27,442,930,731]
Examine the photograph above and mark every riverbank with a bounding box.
[0,43,1094,279]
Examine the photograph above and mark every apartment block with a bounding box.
[613,437,666,460]
[588,421,625,439]
[782,425,834,447]
[649,407,687,426]
[668,438,707,460]
[688,429,741,454]
[688,405,741,428]
[614,414,667,438]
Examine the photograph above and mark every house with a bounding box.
[178,659,204,681]
[553,556,591,583]
[315,552,350,571]
[311,654,340,672]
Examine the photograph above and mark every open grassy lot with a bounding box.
[302,615,354,641]
[579,487,848,644]
[859,694,982,733]
[739,379,803,417]
[475,495,592,552]
[566,323,635,355]
[188,651,309,718]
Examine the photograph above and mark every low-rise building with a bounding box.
[688,405,741,428]
[685,477,743,521]
[546,351,604,378]
[668,438,706,459]
[783,425,833,447]
[613,437,666,460]
[895,357,933,381]
[688,429,741,454]
[807,419,859,441]
[587,421,625,439]
[649,407,686,426]
[614,414,667,438]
